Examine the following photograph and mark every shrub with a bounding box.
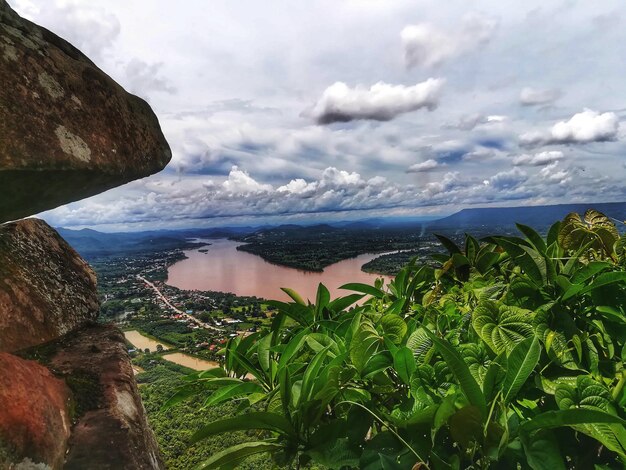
[170,210,626,469]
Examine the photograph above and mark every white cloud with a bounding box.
[539,162,570,184]
[519,87,561,106]
[222,166,273,194]
[407,159,440,172]
[402,13,497,68]
[305,79,444,124]
[14,0,120,62]
[513,150,564,166]
[124,58,176,98]
[521,109,620,146]
[550,109,619,143]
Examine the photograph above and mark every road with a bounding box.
[137,275,225,333]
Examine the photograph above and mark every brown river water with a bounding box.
[166,238,392,302]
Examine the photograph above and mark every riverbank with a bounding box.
[166,238,393,301]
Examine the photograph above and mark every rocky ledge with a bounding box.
[0,218,98,353]
[0,220,164,469]
[0,0,171,223]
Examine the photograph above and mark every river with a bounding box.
[166,238,392,302]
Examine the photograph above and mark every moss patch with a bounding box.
[64,371,102,420]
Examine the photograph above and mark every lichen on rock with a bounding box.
[0,218,99,353]
[0,0,172,223]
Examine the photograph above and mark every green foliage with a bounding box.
[174,210,626,469]
[135,358,275,470]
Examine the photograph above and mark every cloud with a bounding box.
[407,159,440,172]
[124,58,177,98]
[520,109,620,146]
[519,87,562,106]
[452,114,508,130]
[539,162,570,184]
[512,150,564,166]
[40,159,626,230]
[305,79,444,124]
[221,166,273,194]
[487,167,527,190]
[402,13,498,68]
[14,0,120,62]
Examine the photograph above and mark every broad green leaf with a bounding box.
[520,408,626,433]
[476,251,500,274]
[473,300,535,354]
[435,233,462,255]
[362,352,392,378]
[555,376,614,413]
[520,245,548,284]
[300,347,330,403]
[502,336,541,403]
[195,441,283,469]
[191,412,295,443]
[571,261,612,284]
[433,395,457,440]
[517,223,547,254]
[393,346,416,385]
[547,221,561,247]
[406,328,433,363]
[280,287,306,305]
[465,234,480,263]
[462,343,491,384]
[277,328,310,372]
[380,314,407,344]
[305,333,340,356]
[426,331,487,417]
[350,322,381,374]
[257,333,272,374]
[340,282,385,299]
[328,293,365,312]
[482,351,506,402]
[579,272,626,295]
[203,382,264,407]
[520,429,566,470]
[315,283,331,313]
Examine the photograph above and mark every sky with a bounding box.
[10,0,626,231]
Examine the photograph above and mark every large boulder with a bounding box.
[0,218,99,352]
[0,0,171,223]
[0,352,72,469]
[50,324,164,469]
[0,325,164,469]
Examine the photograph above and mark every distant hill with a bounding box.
[428,202,626,230]
[56,226,258,259]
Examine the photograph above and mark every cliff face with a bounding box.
[0,0,171,223]
[0,219,98,352]
[0,0,170,468]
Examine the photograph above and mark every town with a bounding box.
[92,247,274,367]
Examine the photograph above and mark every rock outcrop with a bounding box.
[0,221,164,469]
[0,353,72,468]
[0,0,171,223]
[0,218,99,352]
[0,1,171,468]
[47,325,163,469]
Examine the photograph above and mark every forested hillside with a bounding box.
[168,210,626,469]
